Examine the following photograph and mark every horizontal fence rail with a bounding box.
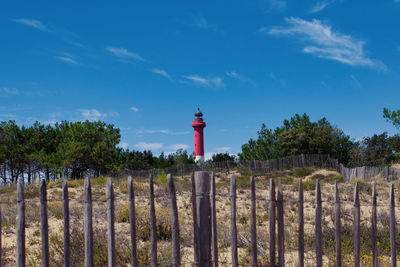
[1,168,400,266]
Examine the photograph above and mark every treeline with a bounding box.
[0,120,194,183]
[239,112,400,167]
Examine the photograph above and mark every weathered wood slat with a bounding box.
[269,178,276,267]
[16,180,25,267]
[149,174,157,267]
[128,176,137,267]
[40,180,49,267]
[211,172,219,267]
[230,174,238,267]
[84,177,93,267]
[191,172,200,266]
[195,171,211,267]
[353,183,360,267]
[167,174,181,267]
[106,179,116,267]
[371,183,377,267]
[277,179,284,267]
[315,179,322,267]
[62,180,70,267]
[390,184,396,267]
[0,203,2,267]
[298,179,304,267]
[334,182,341,267]
[250,176,257,267]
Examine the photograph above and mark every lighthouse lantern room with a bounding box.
[192,108,206,163]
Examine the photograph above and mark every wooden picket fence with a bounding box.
[1,171,399,267]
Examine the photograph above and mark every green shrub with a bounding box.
[156,171,168,185]
[310,174,325,181]
[326,173,344,183]
[92,176,107,186]
[275,176,294,185]
[236,175,250,188]
[293,168,313,177]
[294,179,316,191]
[67,179,85,188]
[48,201,63,219]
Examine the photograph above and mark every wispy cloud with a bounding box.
[12,18,48,31]
[137,129,190,135]
[2,87,20,95]
[152,69,171,80]
[168,144,190,150]
[56,53,78,64]
[183,74,224,88]
[226,71,257,87]
[135,142,163,150]
[350,75,362,88]
[310,0,342,13]
[266,17,386,70]
[118,142,129,150]
[216,147,231,152]
[0,114,17,118]
[192,15,217,31]
[259,0,286,11]
[106,47,147,62]
[130,107,139,112]
[79,109,107,121]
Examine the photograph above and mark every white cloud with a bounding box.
[350,75,362,88]
[118,142,129,150]
[130,107,139,112]
[12,18,47,31]
[0,114,17,118]
[168,144,190,151]
[56,53,78,64]
[267,17,386,70]
[183,74,224,88]
[136,142,163,150]
[2,87,20,95]
[267,0,287,10]
[79,109,107,121]
[152,68,171,79]
[226,71,257,87]
[106,47,147,62]
[310,0,341,13]
[192,15,217,31]
[216,147,231,152]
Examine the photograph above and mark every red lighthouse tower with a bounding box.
[192,108,206,163]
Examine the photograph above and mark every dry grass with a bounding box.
[0,168,399,266]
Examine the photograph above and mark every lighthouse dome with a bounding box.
[195,108,203,118]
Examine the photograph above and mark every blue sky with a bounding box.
[1,0,400,159]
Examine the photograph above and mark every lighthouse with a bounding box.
[192,108,206,163]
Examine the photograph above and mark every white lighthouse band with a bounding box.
[195,155,205,163]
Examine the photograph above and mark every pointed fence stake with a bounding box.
[149,173,157,267]
[298,179,304,267]
[334,181,341,267]
[128,176,137,267]
[390,184,396,267]
[269,178,276,267]
[63,180,70,267]
[372,183,378,267]
[277,179,285,267]
[230,175,238,267]
[40,179,49,267]
[191,172,200,266]
[353,182,360,267]
[84,177,93,267]
[106,179,116,267]
[250,176,257,267]
[315,179,322,267]
[168,174,181,267]
[211,172,219,267]
[16,180,25,267]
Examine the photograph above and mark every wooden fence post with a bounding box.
[128,176,137,267]
[106,179,116,267]
[250,176,257,267]
[230,174,238,267]
[269,178,276,266]
[298,179,304,267]
[149,173,157,267]
[371,183,377,267]
[167,174,181,267]
[211,172,219,267]
[40,179,49,267]
[390,184,396,267]
[277,179,284,267]
[16,180,25,267]
[0,203,2,267]
[191,172,200,266]
[195,171,211,267]
[334,181,341,267]
[353,183,360,267]
[315,179,322,267]
[62,180,70,267]
[84,177,93,267]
